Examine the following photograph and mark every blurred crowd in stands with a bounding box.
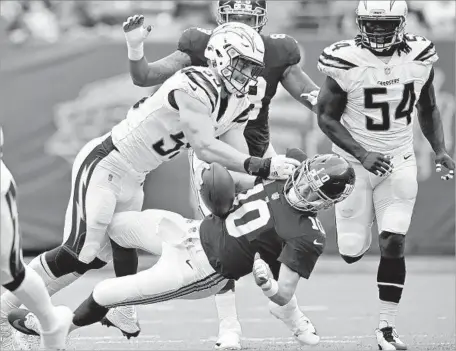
[0,0,454,46]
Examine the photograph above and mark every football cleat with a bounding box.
[40,306,73,350]
[8,309,40,336]
[376,327,407,350]
[270,307,320,346]
[215,317,242,350]
[100,306,141,339]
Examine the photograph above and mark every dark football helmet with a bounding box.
[216,0,268,31]
[283,154,356,213]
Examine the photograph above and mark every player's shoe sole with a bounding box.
[100,316,140,340]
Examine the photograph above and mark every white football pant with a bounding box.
[336,150,418,257]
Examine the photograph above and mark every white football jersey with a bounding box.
[111,66,253,173]
[1,161,14,197]
[318,34,438,159]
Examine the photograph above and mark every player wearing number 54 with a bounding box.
[61,150,356,348]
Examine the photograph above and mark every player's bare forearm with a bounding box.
[130,51,191,87]
[194,138,251,174]
[317,76,368,161]
[417,68,447,154]
[281,63,319,112]
[269,264,300,306]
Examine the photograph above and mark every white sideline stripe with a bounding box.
[377,282,404,288]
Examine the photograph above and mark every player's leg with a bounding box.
[189,150,242,350]
[72,237,228,332]
[1,188,72,350]
[335,162,375,263]
[3,137,120,340]
[373,157,417,350]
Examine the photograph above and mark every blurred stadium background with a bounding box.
[0,0,454,256]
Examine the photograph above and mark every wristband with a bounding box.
[244,157,271,179]
[127,43,144,61]
[262,279,279,297]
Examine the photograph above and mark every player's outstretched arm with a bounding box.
[175,91,299,179]
[253,253,299,305]
[281,63,320,112]
[417,68,455,180]
[123,15,191,87]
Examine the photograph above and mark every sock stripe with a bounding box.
[377,282,404,288]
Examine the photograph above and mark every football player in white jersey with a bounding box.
[0,127,73,350]
[1,22,299,346]
[317,1,455,350]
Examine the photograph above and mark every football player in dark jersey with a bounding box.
[122,2,319,348]
[55,151,355,348]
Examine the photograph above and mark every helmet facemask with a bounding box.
[357,16,406,51]
[283,156,355,213]
[283,160,334,213]
[210,44,264,95]
[217,2,268,31]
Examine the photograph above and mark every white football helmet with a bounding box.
[205,22,265,95]
[356,0,408,51]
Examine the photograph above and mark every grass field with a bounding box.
[19,255,456,350]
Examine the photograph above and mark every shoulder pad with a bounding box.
[318,40,359,72]
[263,34,301,67]
[317,40,359,91]
[177,27,212,66]
[177,67,220,113]
[404,34,439,65]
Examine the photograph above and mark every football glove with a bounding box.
[253,253,273,289]
[123,14,152,60]
[268,155,300,180]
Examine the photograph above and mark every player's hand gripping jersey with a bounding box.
[318,34,438,159]
[112,66,254,173]
[200,180,326,281]
[178,27,301,157]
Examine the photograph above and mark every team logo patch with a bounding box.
[384,67,392,75]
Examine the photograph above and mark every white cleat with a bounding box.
[376,327,407,350]
[100,306,141,339]
[1,317,17,350]
[40,306,73,350]
[270,308,320,346]
[8,310,40,350]
[215,319,242,350]
[293,316,320,346]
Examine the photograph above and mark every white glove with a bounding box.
[300,89,320,106]
[268,155,300,180]
[253,253,278,297]
[194,162,210,192]
[123,14,152,60]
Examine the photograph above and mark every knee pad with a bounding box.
[337,232,371,259]
[2,267,25,292]
[379,231,405,258]
[45,246,107,277]
[340,253,364,264]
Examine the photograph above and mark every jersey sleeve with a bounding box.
[278,235,324,279]
[177,27,211,66]
[317,41,358,92]
[266,34,301,67]
[174,68,219,114]
[410,37,439,66]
